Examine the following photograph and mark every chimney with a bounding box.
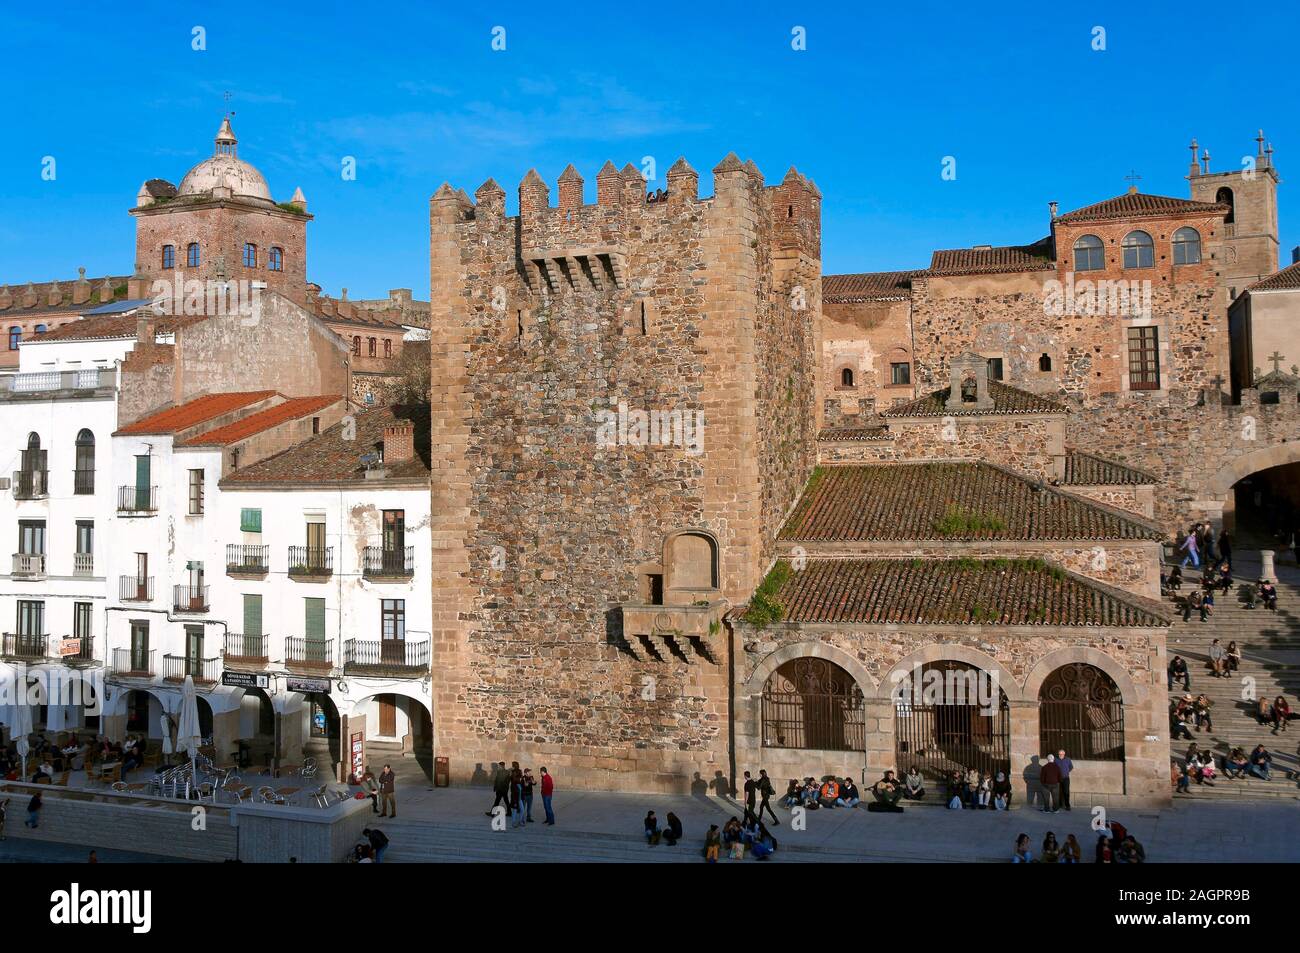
[383,423,414,463]
[1292,246,1299,265]
[72,267,92,305]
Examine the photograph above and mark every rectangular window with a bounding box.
[243,594,263,636]
[384,339,392,359]
[890,362,911,386]
[304,597,326,641]
[240,508,262,533]
[243,243,257,268]
[381,599,406,641]
[18,519,46,555]
[76,520,93,553]
[162,245,175,269]
[986,357,1004,381]
[16,600,44,636]
[188,469,204,515]
[130,620,149,671]
[1127,326,1161,391]
[73,602,92,642]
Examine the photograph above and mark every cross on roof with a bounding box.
[1268,350,1286,374]
[1124,170,1142,186]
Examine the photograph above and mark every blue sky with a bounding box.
[1,1,1296,297]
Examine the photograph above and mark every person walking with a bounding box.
[377,764,397,818]
[486,761,509,816]
[540,766,555,825]
[755,769,779,824]
[1038,754,1061,813]
[1179,528,1200,569]
[0,797,7,840]
[509,767,524,828]
[362,827,389,863]
[742,771,757,818]
[1056,749,1073,811]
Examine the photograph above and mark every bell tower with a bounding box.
[1188,131,1281,302]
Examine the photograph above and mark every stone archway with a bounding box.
[1207,442,1300,498]
[876,644,1023,703]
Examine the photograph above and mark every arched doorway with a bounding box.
[761,657,865,751]
[352,691,433,782]
[893,660,1009,782]
[1230,459,1300,548]
[1038,663,1123,762]
[303,692,340,775]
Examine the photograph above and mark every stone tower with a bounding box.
[1187,131,1281,304]
[427,154,822,791]
[130,117,313,306]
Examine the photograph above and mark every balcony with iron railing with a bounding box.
[11,552,46,579]
[287,546,333,578]
[343,637,430,677]
[12,470,48,500]
[2,632,48,660]
[285,637,333,672]
[117,485,158,513]
[162,654,219,684]
[226,544,270,575]
[362,545,415,579]
[172,584,210,614]
[118,575,154,602]
[223,632,269,668]
[55,635,96,666]
[111,648,156,677]
[73,552,93,576]
[73,469,95,495]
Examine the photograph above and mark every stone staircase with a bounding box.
[1164,545,1300,802]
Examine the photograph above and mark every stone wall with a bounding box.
[732,622,1170,804]
[427,157,819,791]
[822,296,915,414]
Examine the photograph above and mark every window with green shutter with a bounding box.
[240,508,262,533]
[243,594,263,637]
[304,597,326,641]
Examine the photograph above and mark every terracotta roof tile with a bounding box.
[1055,191,1228,224]
[778,462,1162,543]
[822,271,920,302]
[1245,261,1300,293]
[1060,449,1158,486]
[882,380,1066,418]
[179,395,341,446]
[37,312,203,342]
[221,404,430,484]
[115,391,277,436]
[929,238,1054,276]
[763,557,1169,627]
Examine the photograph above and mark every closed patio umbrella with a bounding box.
[176,677,202,795]
[12,701,34,778]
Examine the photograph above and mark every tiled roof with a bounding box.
[1245,261,1300,293]
[0,276,131,319]
[817,426,893,442]
[882,380,1067,418]
[115,391,277,436]
[764,557,1170,627]
[1061,449,1158,486]
[929,238,1054,276]
[823,271,919,303]
[1055,191,1228,224]
[179,395,341,446]
[37,312,202,342]
[222,404,430,484]
[778,462,1163,543]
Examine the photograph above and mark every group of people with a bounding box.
[0,732,151,783]
[1167,523,1280,617]
[1013,820,1145,863]
[1177,523,1229,571]
[1169,691,1216,740]
[485,760,556,827]
[778,773,861,811]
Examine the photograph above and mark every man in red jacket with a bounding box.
[540,766,555,826]
[1038,755,1061,813]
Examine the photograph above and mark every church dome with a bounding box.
[176,117,272,202]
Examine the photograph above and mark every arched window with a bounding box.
[762,658,865,751]
[8,326,21,350]
[161,245,175,269]
[242,243,257,268]
[1039,663,1123,761]
[1172,226,1201,265]
[352,336,361,356]
[894,659,1010,780]
[1121,230,1154,269]
[187,243,201,267]
[1038,353,1052,372]
[368,337,377,357]
[666,531,719,592]
[1072,234,1105,271]
[840,367,854,388]
[268,247,283,272]
[74,429,95,494]
[384,338,392,359]
[34,324,47,335]
[1216,186,1235,225]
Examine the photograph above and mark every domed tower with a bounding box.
[131,116,312,306]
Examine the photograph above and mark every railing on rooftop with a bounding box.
[2,368,111,394]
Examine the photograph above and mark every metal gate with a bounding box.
[894,660,1009,781]
[762,657,865,752]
